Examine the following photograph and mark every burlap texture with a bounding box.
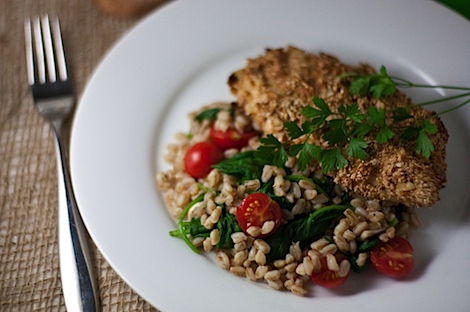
[0,0,167,311]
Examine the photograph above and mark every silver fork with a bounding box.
[25,16,99,312]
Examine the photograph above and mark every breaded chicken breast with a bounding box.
[228,46,447,208]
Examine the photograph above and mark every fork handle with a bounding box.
[54,126,99,312]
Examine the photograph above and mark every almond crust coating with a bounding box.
[228,46,447,207]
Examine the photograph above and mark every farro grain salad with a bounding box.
[157,46,469,296]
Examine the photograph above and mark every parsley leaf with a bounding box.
[339,103,363,123]
[422,118,438,134]
[346,138,369,160]
[274,145,289,168]
[284,121,305,140]
[298,143,322,170]
[415,131,434,159]
[369,66,396,98]
[366,106,386,126]
[321,148,348,172]
[392,107,414,122]
[254,134,290,168]
[376,126,394,144]
[400,118,436,159]
[349,76,371,96]
[346,65,396,98]
[401,126,421,140]
[302,97,332,126]
[323,121,347,145]
[254,61,468,172]
[414,119,437,159]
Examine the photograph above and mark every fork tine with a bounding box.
[41,15,57,83]
[31,17,46,84]
[50,16,68,82]
[25,16,68,86]
[24,18,35,86]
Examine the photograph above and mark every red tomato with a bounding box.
[310,254,350,288]
[184,141,223,179]
[236,193,282,238]
[209,126,256,151]
[370,237,414,277]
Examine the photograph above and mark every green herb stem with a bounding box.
[308,204,350,223]
[169,229,184,237]
[436,98,470,116]
[416,92,470,107]
[173,193,206,254]
[391,76,470,92]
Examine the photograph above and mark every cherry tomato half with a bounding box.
[310,254,350,288]
[209,126,256,151]
[236,193,282,238]
[184,141,223,179]
[370,236,414,278]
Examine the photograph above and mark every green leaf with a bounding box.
[287,144,304,157]
[216,208,241,250]
[379,65,388,76]
[347,238,380,272]
[339,103,364,123]
[401,126,421,140]
[260,134,283,147]
[284,121,305,139]
[194,108,220,122]
[376,126,395,143]
[347,66,396,99]
[312,96,332,114]
[415,130,434,159]
[320,148,348,172]
[214,151,264,182]
[369,76,396,98]
[301,120,316,133]
[297,149,311,169]
[302,97,332,126]
[423,118,437,134]
[329,118,347,133]
[189,218,211,238]
[323,123,347,145]
[366,106,386,126]
[349,77,370,96]
[265,205,348,261]
[273,145,289,168]
[359,238,379,251]
[297,143,322,170]
[254,145,276,165]
[392,107,414,122]
[346,138,369,160]
[352,123,373,137]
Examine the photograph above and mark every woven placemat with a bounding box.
[0,0,166,311]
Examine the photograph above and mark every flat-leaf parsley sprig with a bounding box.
[254,66,470,173]
[254,96,408,173]
[342,65,470,114]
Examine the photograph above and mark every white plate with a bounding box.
[71,1,470,311]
